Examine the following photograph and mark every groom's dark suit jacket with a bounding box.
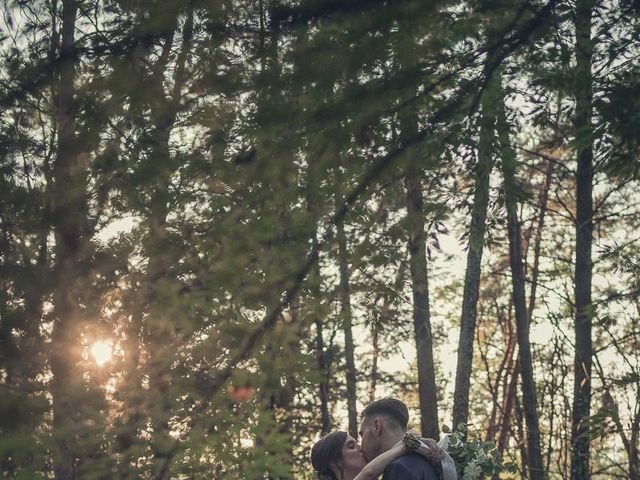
[382,452,438,480]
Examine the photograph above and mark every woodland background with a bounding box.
[0,0,639,478]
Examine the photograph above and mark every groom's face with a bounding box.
[358,415,382,462]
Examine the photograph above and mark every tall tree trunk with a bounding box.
[497,358,519,457]
[394,17,440,438]
[571,0,594,478]
[256,6,299,474]
[337,214,358,439]
[269,185,301,478]
[515,395,530,480]
[115,304,144,478]
[497,80,545,480]
[313,281,332,435]
[145,113,175,470]
[452,73,495,432]
[495,158,553,464]
[141,42,177,467]
[305,145,331,434]
[50,1,84,478]
[487,305,516,444]
[593,353,640,480]
[21,202,49,382]
[404,165,439,439]
[307,189,331,434]
[369,321,380,403]
[528,160,554,319]
[137,8,192,471]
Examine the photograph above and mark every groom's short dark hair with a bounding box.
[361,397,409,430]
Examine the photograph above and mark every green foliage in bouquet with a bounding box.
[441,424,516,480]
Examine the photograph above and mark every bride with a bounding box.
[310,431,442,480]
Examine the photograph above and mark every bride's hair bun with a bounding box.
[311,431,347,480]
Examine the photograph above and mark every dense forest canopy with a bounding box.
[0,0,639,478]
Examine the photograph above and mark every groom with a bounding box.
[359,397,439,480]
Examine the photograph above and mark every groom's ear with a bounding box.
[372,417,382,436]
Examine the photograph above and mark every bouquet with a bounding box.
[402,425,515,480]
[441,424,515,480]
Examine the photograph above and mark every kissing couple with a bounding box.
[311,397,457,480]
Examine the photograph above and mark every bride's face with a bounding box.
[340,434,367,474]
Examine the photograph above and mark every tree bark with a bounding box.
[50,1,85,478]
[452,71,495,433]
[369,320,380,403]
[571,0,594,478]
[528,160,554,319]
[593,351,640,480]
[314,292,332,435]
[497,357,519,456]
[134,8,192,472]
[495,157,553,467]
[250,6,301,475]
[404,164,440,439]
[515,395,530,480]
[487,305,516,444]
[308,198,331,435]
[497,80,546,479]
[305,139,331,435]
[393,17,440,438]
[337,214,359,439]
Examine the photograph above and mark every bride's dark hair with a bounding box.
[310,431,347,480]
